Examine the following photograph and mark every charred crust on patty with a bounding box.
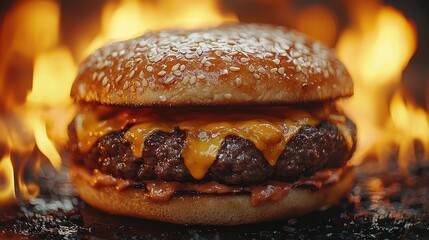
[68,118,356,185]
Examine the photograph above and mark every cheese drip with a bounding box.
[75,106,346,179]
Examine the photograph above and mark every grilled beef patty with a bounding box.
[68,119,356,185]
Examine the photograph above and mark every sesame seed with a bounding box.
[119,49,126,56]
[173,71,182,76]
[197,48,203,55]
[204,61,212,67]
[159,95,167,101]
[253,73,260,79]
[278,67,285,74]
[190,76,197,84]
[102,76,108,86]
[172,63,180,71]
[78,84,85,95]
[230,66,240,71]
[116,75,123,82]
[129,69,135,78]
[291,51,301,57]
[292,59,298,65]
[258,67,266,73]
[165,76,175,83]
[146,66,154,72]
[323,70,329,78]
[248,65,255,72]
[243,47,254,53]
[142,78,148,86]
[149,82,156,89]
[123,81,129,90]
[125,61,133,68]
[270,68,278,73]
[182,76,190,84]
[273,59,280,65]
[197,74,205,79]
[158,70,166,76]
[92,72,97,81]
[264,52,274,57]
[185,54,193,59]
[96,62,103,69]
[97,72,105,81]
[229,51,238,55]
[149,55,162,63]
[112,51,118,57]
[180,64,186,71]
[240,58,250,63]
[138,71,144,79]
[221,56,232,62]
[126,52,134,59]
[106,83,111,91]
[224,93,232,99]
[235,77,242,86]
[215,50,221,56]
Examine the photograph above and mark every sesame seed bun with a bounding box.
[71,24,353,107]
[70,164,355,225]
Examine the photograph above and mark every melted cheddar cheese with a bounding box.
[74,106,348,179]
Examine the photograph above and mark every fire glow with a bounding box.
[0,0,237,206]
[336,5,426,169]
[0,0,427,208]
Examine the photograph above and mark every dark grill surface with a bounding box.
[0,156,428,240]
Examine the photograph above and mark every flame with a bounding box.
[0,0,76,205]
[103,0,236,39]
[0,153,15,206]
[83,0,237,58]
[0,0,236,205]
[32,117,61,171]
[337,5,425,167]
[28,48,75,107]
[296,5,338,46]
[1,0,59,58]
[390,92,429,171]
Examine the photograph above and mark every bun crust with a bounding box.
[70,165,354,225]
[72,24,353,106]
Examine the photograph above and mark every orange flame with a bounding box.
[0,0,236,205]
[0,152,15,206]
[0,0,75,205]
[83,0,237,58]
[1,0,423,207]
[389,92,429,172]
[337,5,424,168]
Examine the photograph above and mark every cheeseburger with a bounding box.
[68,24,356,225]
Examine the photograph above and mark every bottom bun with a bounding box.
[71,166,355,225]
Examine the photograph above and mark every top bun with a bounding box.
[71,24,353,107]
